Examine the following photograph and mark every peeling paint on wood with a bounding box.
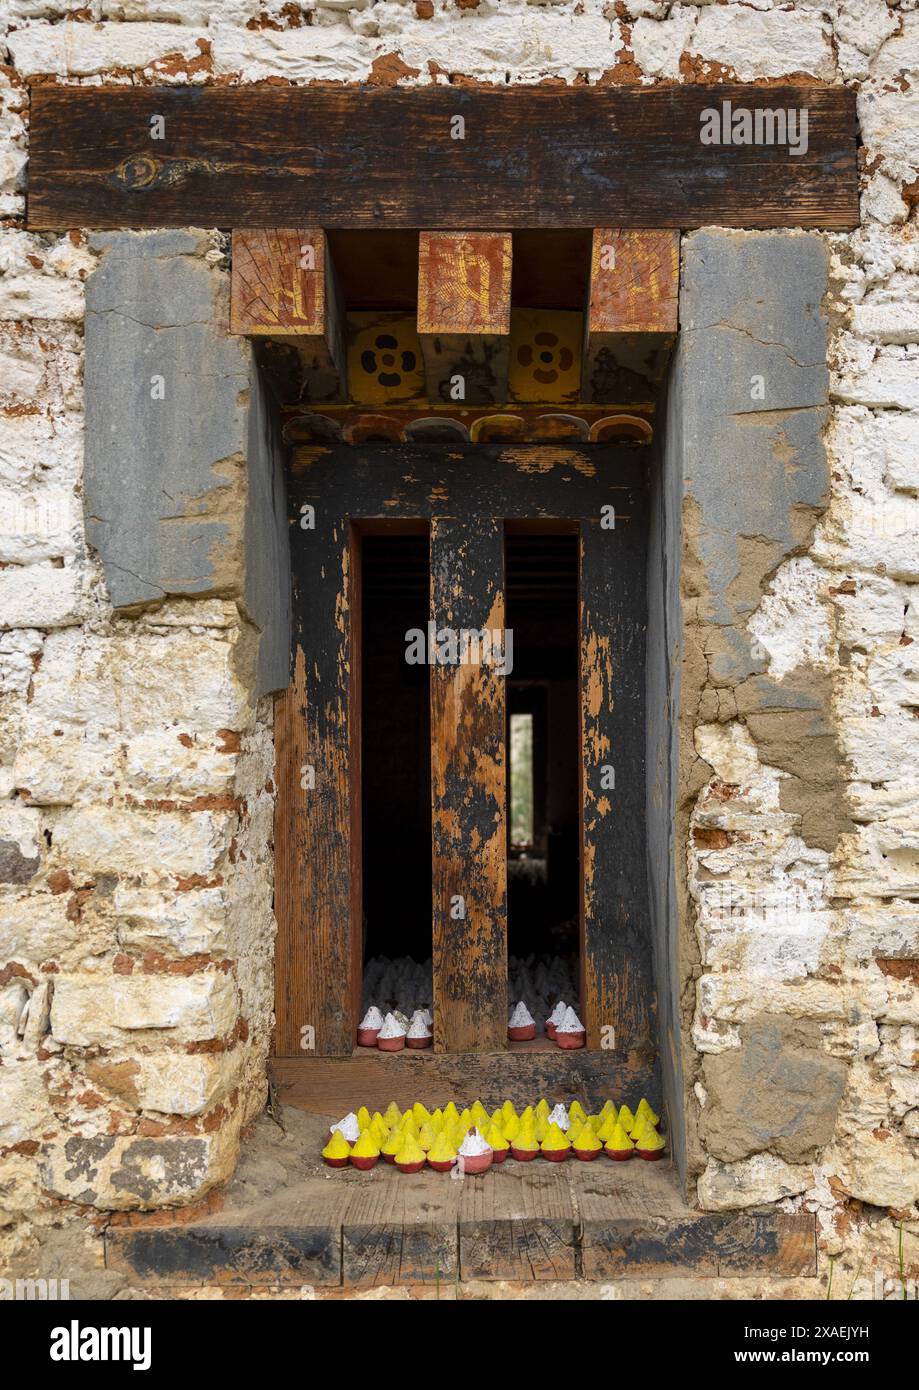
[278,443,655,1073]
[580,496,655,1060]
[583,230,679,404]
[430,518,507,1052]
[418,233,512,407]
[274,521,358,1056]
[231,229,346,403]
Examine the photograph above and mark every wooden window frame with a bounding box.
[274,441,656,1103]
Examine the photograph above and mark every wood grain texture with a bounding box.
[280,443,655,1065]
[27,86,859,231]
[458,1163,577,1280]
[104,1224,344,1287]
[230,228,327,336]
[579,1202,817,1279]
[232,228,347,403]
[583,229,679,402]
[417,232,512,337]
[287,442,646,522]
[417,232,512,405]
[430,517,507,1053]
[341,1175,460,1287]
[272,1050,658,1115]
[580,494,656,1060]
[274,523,358,1057]
[104,1108,817,1287]
[587,229,679,336]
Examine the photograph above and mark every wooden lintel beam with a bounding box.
[230,228,346,403]
[27,87,859,231]
[417,232,512,406]
[582,229,679,404]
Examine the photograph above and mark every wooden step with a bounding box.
[104,1112,816,1289]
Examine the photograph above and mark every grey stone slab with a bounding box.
[680,229,829,414]
[648,229,834,1191]
[83,230,290,698]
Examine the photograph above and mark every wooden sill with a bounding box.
[271,1049,657,1116]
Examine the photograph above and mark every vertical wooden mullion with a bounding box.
[274,511,357,1056]
[579,487,655,1059]
[430,517,508,1052]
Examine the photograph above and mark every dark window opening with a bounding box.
[360,532,432,1014]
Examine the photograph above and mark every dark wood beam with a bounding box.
[274,524,359,1057]
[27,86,858,231]
[271,1049,658,1115]
[580,493,654,1060]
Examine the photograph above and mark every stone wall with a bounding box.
[1,0,917,1296]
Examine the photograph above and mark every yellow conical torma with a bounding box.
[541,1122,570,1153]
[502,1112,521,1142]
[596,1111,619,1143]
[470,1100,489,1128]
[606,1121,634,1154]
[484,1123,509,1152]
[617,1104,635,1132]
[573,1125,602,1152]
[352,1130,380,1159]
[417,1121,438,1152]
[322,1131,352,1160]
[368,1116,389,1146]
[381,1130,403,1158]
[515,1119,538,1150]
[635,1098,660,1128]
[428,1131,457,1164]
[340,1096,653,1161]
[395,1132,425,1165]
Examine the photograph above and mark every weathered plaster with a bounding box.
[1,0,917,1300]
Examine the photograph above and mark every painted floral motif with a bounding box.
[515,330,574,386]
[360,332,418,389]
[508,309,582,404]
[348,312,426,405]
